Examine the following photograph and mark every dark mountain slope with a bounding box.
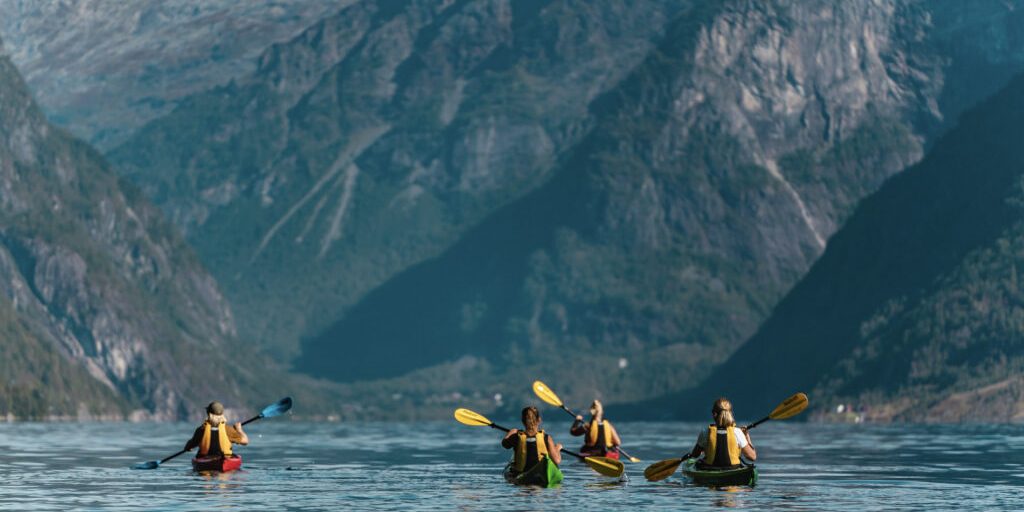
[675,72,1024,421]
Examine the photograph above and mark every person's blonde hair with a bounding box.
[712,397,735,428]
[207,413,226,425]
[589,400,603,418]
[521,406,541,435]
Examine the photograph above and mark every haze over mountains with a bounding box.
[0,0,343,150]
[4,0,1024,420]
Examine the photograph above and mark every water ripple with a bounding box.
[0,422,1021,510]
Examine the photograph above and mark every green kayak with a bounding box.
[503,458,564,487]
[681,459,757,487]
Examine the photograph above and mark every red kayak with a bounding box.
[578,446,620,460]
[191,454,242,472]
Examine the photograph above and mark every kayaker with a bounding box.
[184,401,249,458]
[501,406,562,473]
[687,397,756,467]
[570,399,622,458]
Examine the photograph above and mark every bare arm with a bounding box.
[546,435,563,465]
[610,425,622,447]
[741,429,756,461]
[230,423,249,445]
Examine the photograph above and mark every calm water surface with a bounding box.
[0,421,1022,510]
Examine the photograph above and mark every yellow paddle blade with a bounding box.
[769,392,809,420]
[643,457,684,482]
[453,408,493,427]
[532,380,564,408]
[584,456,625,478]
[626,455,642,463]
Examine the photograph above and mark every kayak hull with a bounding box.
[503,458,564,487]
[578,446,620,460]
[681,459,757,487]
[191,454,243,473]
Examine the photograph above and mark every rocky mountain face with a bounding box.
[0,0,342,150]
[684,72,1024,423]
[110,0,694,363]
[0,35,274,419]
[102,0,1024,413]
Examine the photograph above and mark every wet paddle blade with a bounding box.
[584,456,625,478]
[454,408,493,427]
[260,396,293,419]
[531,381,563,408]
[131,460,159,470]
[768,392,808,420]
[644,457,684,482]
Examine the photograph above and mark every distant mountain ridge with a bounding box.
[679,71,1024,422]
[0,0,343,149]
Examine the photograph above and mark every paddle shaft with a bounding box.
[744,416,769,431]
[486,422,589,461]
[160,449,188,464]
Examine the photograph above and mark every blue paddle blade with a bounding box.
[131,460,159,470]
[260,397,293,418]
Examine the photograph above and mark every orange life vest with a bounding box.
[513,430,549,472]
[704,425,740,467]
[585,419,616,448]
[198,420,233,457]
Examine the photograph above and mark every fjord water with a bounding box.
[0,422,1022,510]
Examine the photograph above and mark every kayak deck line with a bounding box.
[680,459,757,487]
[503,459,564,488]
[192,454,243,473]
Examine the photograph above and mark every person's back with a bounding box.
[687,397,756,468]
[184,401,250,458]
[569,400,621,456]
[502,406,562,473]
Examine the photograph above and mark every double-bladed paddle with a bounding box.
[643,392,808,482]
[532,380,641,463]
[131,396,293,470]
[453,407,625,478]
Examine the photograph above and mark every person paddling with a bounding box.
[184,401,249,460]
[501,406,562,476]
[569,400,622,459]
[686,397,756,468]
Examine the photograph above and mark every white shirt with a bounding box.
[696,426,748,450]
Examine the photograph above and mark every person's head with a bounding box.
[711,397,735,428]
[206,401,226,425]
[589,400,604,419]
[521,406,541,434]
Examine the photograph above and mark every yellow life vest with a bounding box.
[198,420,233,457]
[585,419,615,448]
[704,425,740,466]
[513,430,549,472]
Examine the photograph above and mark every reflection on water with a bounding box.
[0,422,1022,510]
